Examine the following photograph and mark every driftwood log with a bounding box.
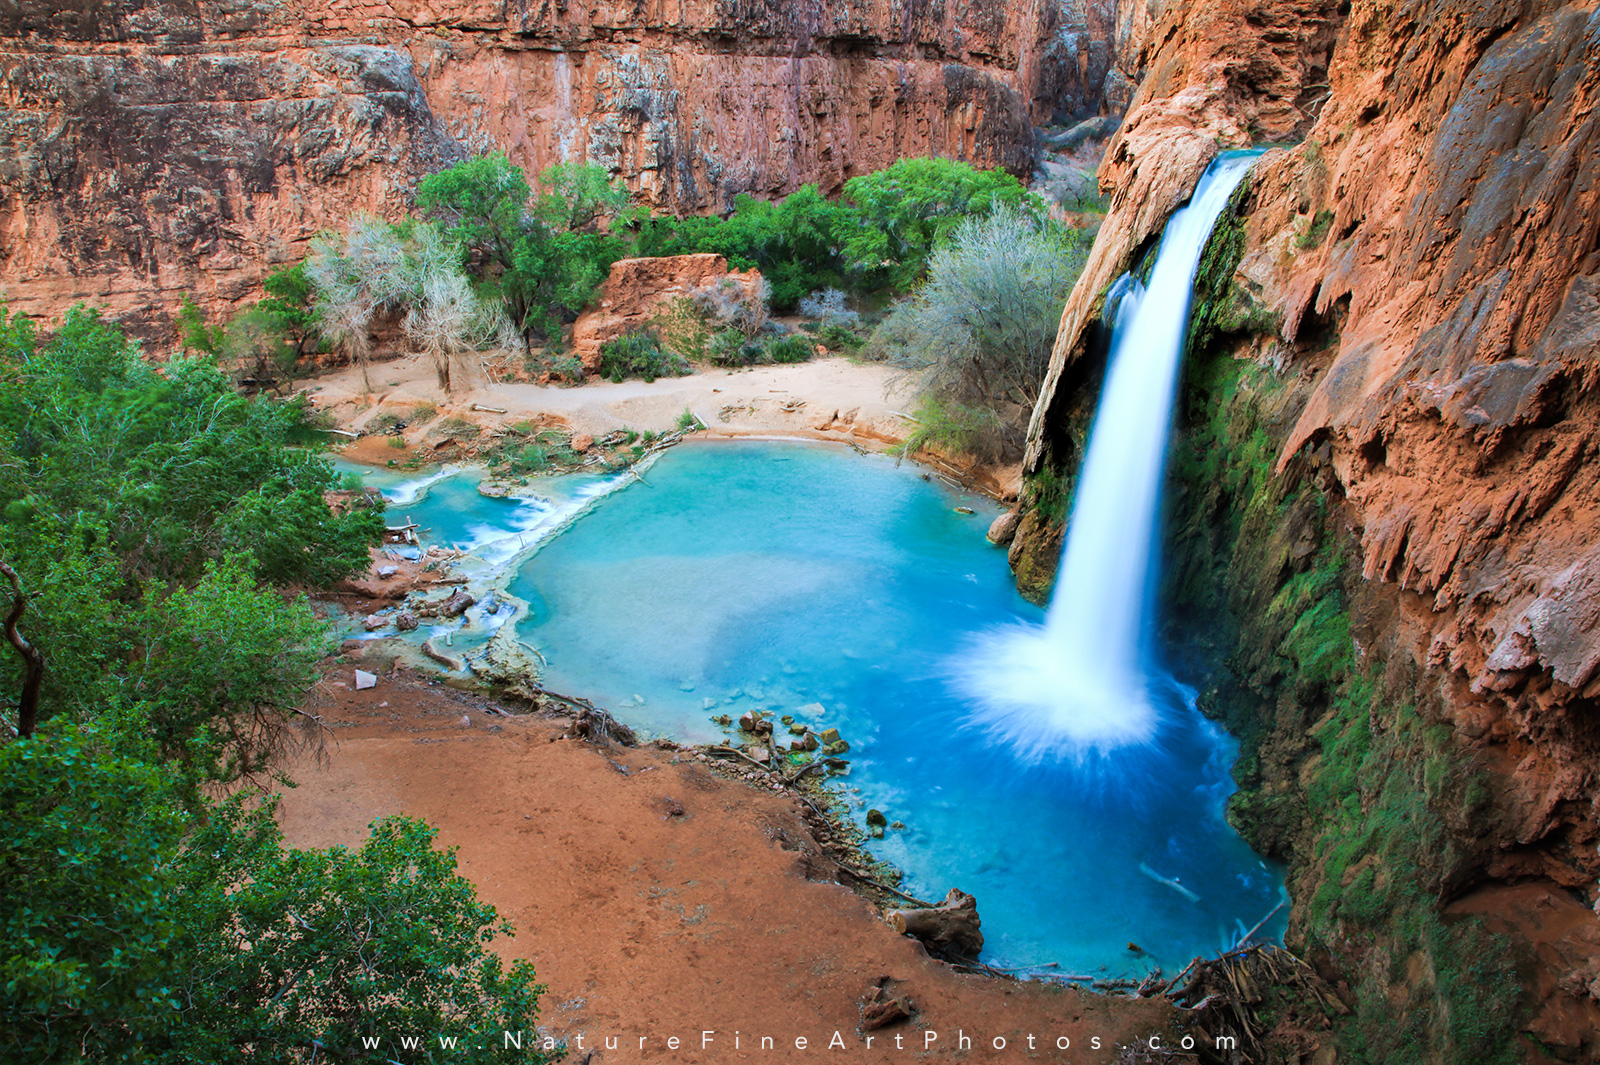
[568,707,639,747]
[886,888,983,962]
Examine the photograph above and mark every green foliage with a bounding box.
[706,328,762,367]
[814,322,865,353]
[221,305,297,390]
[0,306,382,588]
[598,331,689,383]
[896,394,1006,463]
[1297,208,1335,250]
[130,555,330,784]
[675,408,703,432]
[491,442,551,476]
[0,304,548,1059]
[415,154,627,341]
[764,334,816,364]
[258,262,321,356]
[534,160,630,232]
[0,723,187,1058]
[415,152,532,267]
[637,185,853,311]
[218,261,327,392]
[652,296,712,363]
[175,294,225,356]
[1,725,548,1062]
[842,157,1040,292]
[167,804,546,1063]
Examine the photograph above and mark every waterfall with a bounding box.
[957,152,1259,761]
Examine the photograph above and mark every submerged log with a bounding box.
[886,888,984,962]
[421,639,464,672]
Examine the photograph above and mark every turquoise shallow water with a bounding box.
[347,441,1286,975]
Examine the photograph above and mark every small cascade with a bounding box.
[958,151,1259,761]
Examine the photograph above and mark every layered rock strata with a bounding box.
[0,0,1123,338]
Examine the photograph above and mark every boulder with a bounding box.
[438,588,476,618]
[364,613,387,631]
[987,508,1022,546]
[395,611,419,631]
[354,669,377,690]
[571,433,595,452]
[570,255,764,371]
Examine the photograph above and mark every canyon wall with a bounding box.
[0,0,1124,338]
[1014,0,1600,1058]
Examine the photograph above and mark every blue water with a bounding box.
[343,442,1285,975]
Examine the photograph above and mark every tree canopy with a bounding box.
[0,307,549,1062]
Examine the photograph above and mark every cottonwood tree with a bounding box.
[304,215,409,391]
[306,219,504,393]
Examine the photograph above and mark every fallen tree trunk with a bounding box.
[567,706,639,747]
[886,888,983,962]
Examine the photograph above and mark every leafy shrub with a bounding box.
[635,185,851,311]
[652,295,712,362]
[496,443,550,475]
[676,408,704,431]
[896,394,1008,463]
[815,322,865,353]
[598,330,690,383]
[869,206,1087,459]
[764,334,817,364]
[842,157,1043,292]
[707,328,762,367]
[175,293,225,355]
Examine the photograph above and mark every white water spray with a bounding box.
[958,152,1259,760]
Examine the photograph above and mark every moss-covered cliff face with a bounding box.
[1014,0,1600,1058]
[1011,179,1600,1061]
[1164,303,1539,1063]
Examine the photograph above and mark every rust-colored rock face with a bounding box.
[1022,0,1600,1050]
[569,252,760,370]
[1232,1,1600,854]
[0,0,1121,339]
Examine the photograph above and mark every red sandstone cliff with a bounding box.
[0,0,1123,338]
[1021,0,1600,1053]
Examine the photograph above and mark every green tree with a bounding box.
[175,294,226,356]
[0,301,549,1060]
[842,157,1039,291]
[416,154,628,347]
[0,727,548,1063]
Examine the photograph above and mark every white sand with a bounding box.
[307,352,922,444]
